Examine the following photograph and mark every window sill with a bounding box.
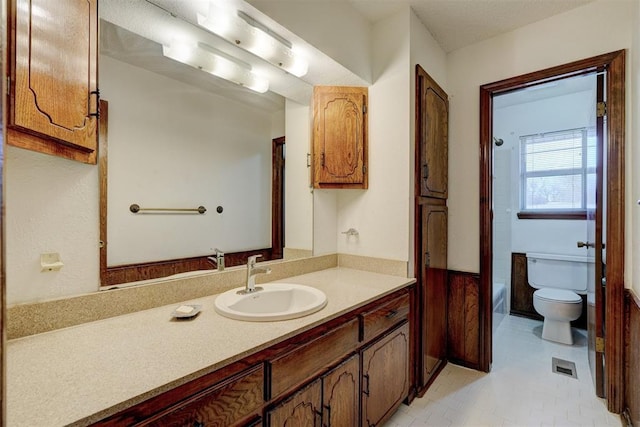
[516,210,588,220]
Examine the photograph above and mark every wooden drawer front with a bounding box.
[145,364,264,427]
[361,293,410,343]
[270,317,359,398]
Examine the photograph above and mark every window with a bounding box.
[519,128,596,219]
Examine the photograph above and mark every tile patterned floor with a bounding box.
[385,315,621,427]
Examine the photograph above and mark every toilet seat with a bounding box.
[534,288,581,303]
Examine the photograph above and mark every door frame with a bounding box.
[272,136,285,259]
[478,50,625,412]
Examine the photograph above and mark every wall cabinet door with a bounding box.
[416,65,448,199]
[322,355,360,427]
[267,379,322,427]
[361,322,410,427]
[313,86,368,189]
[8,0,99,164]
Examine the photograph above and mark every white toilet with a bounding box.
[526,253,592,345]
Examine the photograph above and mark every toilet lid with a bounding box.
[534,288,582,303]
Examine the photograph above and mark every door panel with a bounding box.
[587,71,606,398]
[417,67,448,199]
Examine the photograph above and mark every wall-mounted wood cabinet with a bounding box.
[7,0,99,164]
[313,86,368,189]
[94,287,413,427]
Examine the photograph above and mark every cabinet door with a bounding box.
[416,66,448,199]
[421,202,448,381]
[422,202,447,270]
[267,379,322,427]
[8,0,98,163]
[361,322,410,427]
[322,355,359,427]
[313,86,368,189]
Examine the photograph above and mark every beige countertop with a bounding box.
[7,267,415,427]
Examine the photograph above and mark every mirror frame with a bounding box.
[98,100,285,286]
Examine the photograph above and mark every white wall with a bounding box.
[102,56,277,265]
[447,0,634,274]
[334,8,410,264]
[5,147,100,304]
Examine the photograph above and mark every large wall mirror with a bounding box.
[99,0,317,285]
[5,0,367,304]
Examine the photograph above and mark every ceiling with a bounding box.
[348,0,596,52]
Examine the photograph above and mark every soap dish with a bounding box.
[171,304,202,319]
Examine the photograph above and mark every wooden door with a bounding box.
[421,201,448,380]
[416,65,448,199]
[267,379,322,427]
[587,70,605,398]
[322,355,359,427]
[361,323,409,427]
[313,86,367,188]
[8,0,98,162]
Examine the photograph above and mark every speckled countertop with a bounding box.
[7,267,415,427]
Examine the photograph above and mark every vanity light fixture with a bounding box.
[197,4,309,77]
[162,40,270,93]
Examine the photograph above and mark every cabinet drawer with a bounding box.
[145,364,264,427]
[361,293,410,343]
[270,317,359,398]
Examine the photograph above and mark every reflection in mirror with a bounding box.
[99,1,298,285]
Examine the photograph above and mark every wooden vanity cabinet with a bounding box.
[7,0,99,164]
[313,86,368,189]
[267,355,360,427]
[93,286,413,427]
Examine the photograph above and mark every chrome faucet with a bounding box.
[207,248,225,271]
[240,254,271,294]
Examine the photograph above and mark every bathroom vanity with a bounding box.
[6,268,415,426]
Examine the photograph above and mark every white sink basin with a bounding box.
[214,283,328,321]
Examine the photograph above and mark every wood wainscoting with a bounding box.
[447,271,481,370]
[624,289,640,426]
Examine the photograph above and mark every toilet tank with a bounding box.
[526,253,593,293]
